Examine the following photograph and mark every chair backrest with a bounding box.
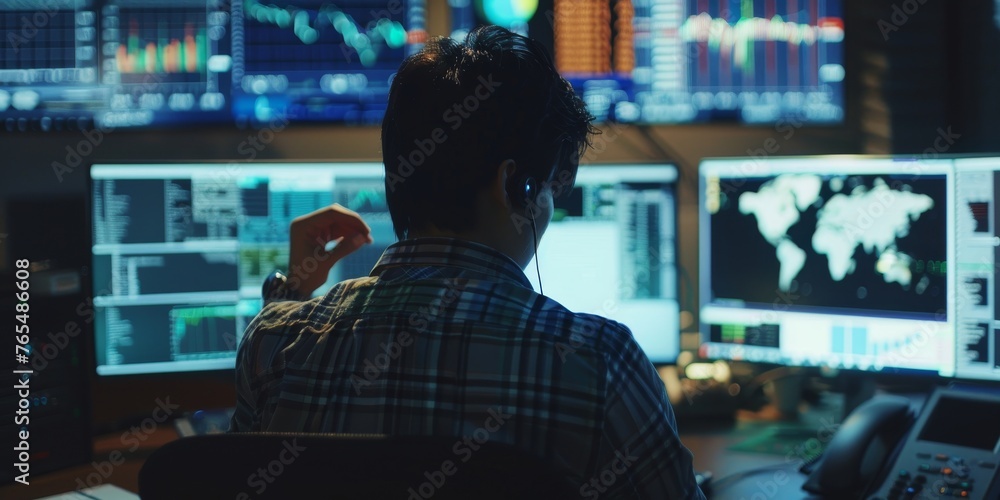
[138,433,580,499]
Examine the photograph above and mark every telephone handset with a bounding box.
[803,387,1000,499]
[802,395,914,497]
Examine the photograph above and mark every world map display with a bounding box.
[709,173,947,316]
[739,174,934,292]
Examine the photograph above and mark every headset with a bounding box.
[509,173,544,295]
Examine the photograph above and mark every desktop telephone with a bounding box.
[802,386,1000,499]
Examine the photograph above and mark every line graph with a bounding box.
[683,0,844,91]
[826,323,949,371]
[679,13,842,74]
[244,0,410,67]
[336,182,388,212]
[170,305,238,359]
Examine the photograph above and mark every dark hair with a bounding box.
[381,25,596,240]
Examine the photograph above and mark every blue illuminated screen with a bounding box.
[953,157,1000,382]
[1,0,426,131]
[526,164,681,363]
[89,162,392,375]
[89,162,681,374]
[454,0,845,124]
[699,156,955,376]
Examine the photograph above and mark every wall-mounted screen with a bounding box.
[454,0,845,124]
[1,0,426,131]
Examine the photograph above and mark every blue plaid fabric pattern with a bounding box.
[232,237,705,499]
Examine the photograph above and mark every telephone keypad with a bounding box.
[885,454,980,499]
[859,389,1000,500]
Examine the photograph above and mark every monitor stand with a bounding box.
[838,372,877,419]
[764,369,807,420]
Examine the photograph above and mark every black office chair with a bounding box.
[138,433,580,499]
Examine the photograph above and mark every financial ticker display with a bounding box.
[1,0,426,131]
[503,0,845,124]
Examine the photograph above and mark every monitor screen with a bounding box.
[566,0,845,124]
[526,164,681,363]
[90,162,680,374]
[1,0,103,131]
[2,0,426,131]
[699,156,955,376]
[455,0,845,124]
[89,162,393,375]
[229,0,425,125]
[953,157,1000,382]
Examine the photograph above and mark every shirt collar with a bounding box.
[371,237,533,289]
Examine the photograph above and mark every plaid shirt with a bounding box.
[232,238,705,499]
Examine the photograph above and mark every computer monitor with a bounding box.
[953,157,1000,382]
[526,164,681,363]
[699,156,955,376]
[89,162,393,375]
[2,0,426,131]
[229,0,426,125]
[89,162,681,375]
[1,0,104,131]
[454,0,845,124]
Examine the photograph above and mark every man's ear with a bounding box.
[490,159,518,208]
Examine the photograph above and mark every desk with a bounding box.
[2,419,827,499]
[682,421,818,499]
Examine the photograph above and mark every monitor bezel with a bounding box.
[85,159,385,378]
[950,155,1000,384]
[696,154,957,379]
[85,159,686,374]
[550,0,851,128]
